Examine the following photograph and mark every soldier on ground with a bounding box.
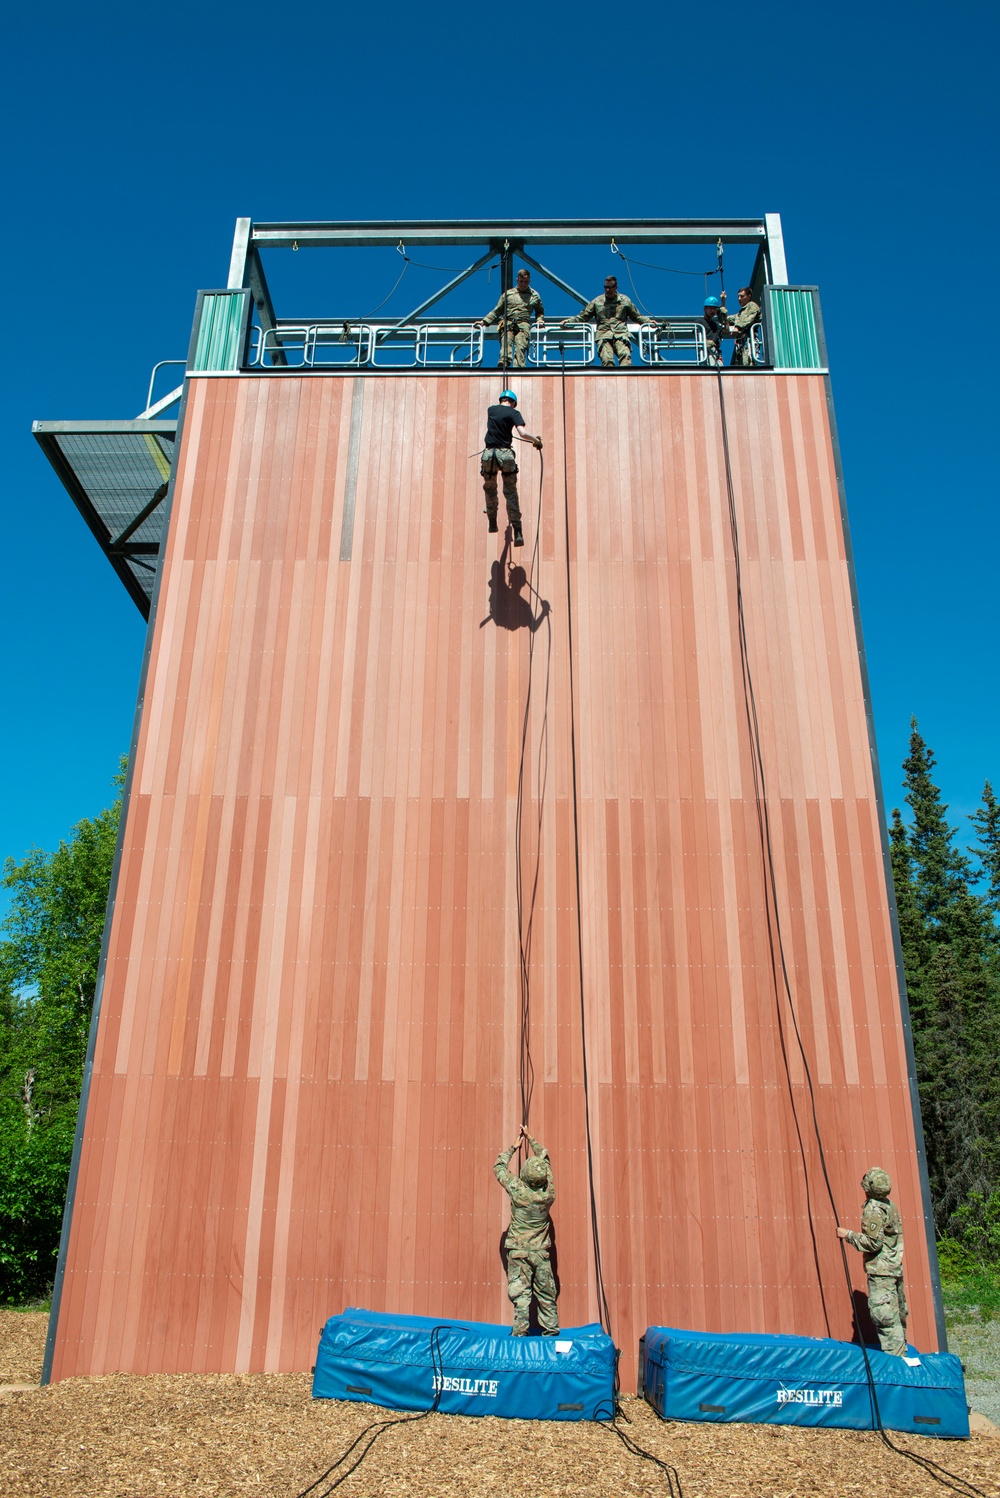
[476,268,545,369]
[726,286,761,367]
[494,1124,558,1335]
[837,1166,908,1356]
[480,390,542,548]
[562,275,657,367]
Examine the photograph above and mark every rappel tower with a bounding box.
[34,216,944,1389]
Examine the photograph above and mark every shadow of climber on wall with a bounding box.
[480,531,551,632]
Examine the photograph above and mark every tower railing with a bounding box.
[248,315,769,370]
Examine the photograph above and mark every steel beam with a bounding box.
[109,483,169,550]
[765,212,788,283]
[228,218,252,289]
[514,249,588,307]
[247,247,287,366]
[136,384,184,420]
[250,219,767,251]
[390,248,497,330]
[32,420,178,435]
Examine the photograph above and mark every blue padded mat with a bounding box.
[642,1326,968,1439]
[313,1308,616,1421]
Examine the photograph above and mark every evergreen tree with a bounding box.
[889,807,931,1028]
[902,718,973,933]
[0,761,124,1302]
[892,722,1000,1245]
[970,781,1000,919]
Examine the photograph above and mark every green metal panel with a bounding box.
[768,289,822,369]
[191,292,247,371]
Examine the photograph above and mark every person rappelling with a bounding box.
[494,1125,558,1335]
[480,390,543,547]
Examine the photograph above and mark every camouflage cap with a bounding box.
[520,1157,549,1187]
[862,1167,892,1199]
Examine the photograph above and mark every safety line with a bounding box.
[364,260,409,318]
[554,344,685,1485]
[514,454,552,1130]
[715,371,986,1498]
[599,1410,685,1497]
[500,243,511,393]
[557,362,614,1342]
[295,1326,453,1497]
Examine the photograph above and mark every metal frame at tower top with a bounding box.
[226,215,789,353]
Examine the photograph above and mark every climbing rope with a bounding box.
[714,370,985,1497]
[514,453,552,1131]
[556,358,614,1342]
[295,1326,453,1497]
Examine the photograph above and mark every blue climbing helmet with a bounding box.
[499,389,518,405]
[704,296,722,308]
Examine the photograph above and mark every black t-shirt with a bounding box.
[484,405,525,449]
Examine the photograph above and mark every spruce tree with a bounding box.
[970,781,1000,919]
[893,722,1000,1245]
[902,719,972,933]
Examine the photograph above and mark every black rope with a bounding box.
[514,453,552,1130]
[500,243,512,388]
[611,243,720,278]
[715,371,987,1498]
[363,245,497,319]
[557,358,614,1341]
[296,1326,453,1498]
[600,1412,685,1497]
[610,242,726,318]
[363,258,409,318]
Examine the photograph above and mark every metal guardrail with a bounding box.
[639,321,708,365]
[247,317,768,369]
[529,325,595,365]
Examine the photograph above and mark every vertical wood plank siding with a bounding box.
[49,373,934,1385]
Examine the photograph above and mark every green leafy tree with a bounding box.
[0,761,124,1302]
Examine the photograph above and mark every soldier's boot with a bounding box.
[513,525,524,548]
[484,509,498,533]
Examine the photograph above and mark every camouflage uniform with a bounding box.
[494,1133,558,1335]
[565,291,651,367]
[728,298,761,367]
[843,1167,908,1356]
[482,287,545,369]
[481,449,522,530]
[704,305,728,367]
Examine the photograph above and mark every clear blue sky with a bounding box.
[2,0,997,905]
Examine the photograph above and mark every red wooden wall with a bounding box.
[48,371,936,1385]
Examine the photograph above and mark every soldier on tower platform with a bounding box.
[561,275,657,367]
[476,268,545,369]
[726,286,761,367]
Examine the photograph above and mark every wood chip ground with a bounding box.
[3,1312,998,1497]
